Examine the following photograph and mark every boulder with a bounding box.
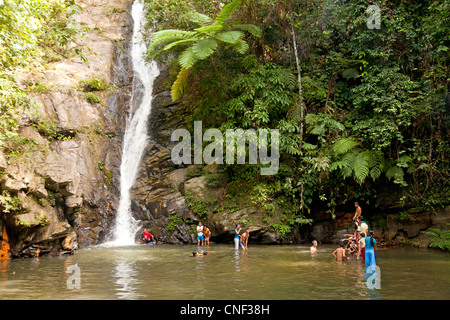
[0,150,7,170]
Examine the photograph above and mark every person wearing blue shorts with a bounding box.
[197,222,205,246]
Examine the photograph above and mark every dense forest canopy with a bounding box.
[0,0,448,239]
[144,0,449,234]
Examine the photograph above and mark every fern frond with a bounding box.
[341,151,357,178]
[279,69,297,90]
[369,151,385,181]
[178,47,198,69]
[184,12,213,25]
[231,24,263,37]
[215,0,242,24]
[385,165,404,181]
[194,23,224,34]
[354,151,371,184]
[192,38,218,60]
[232,39,249,54]
[332,138,358,155]
[162,38,199,52]
[171,67,191,101]
[149,30,197,51]
[214,30,244,44]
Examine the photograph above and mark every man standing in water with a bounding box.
[197,222,204,246]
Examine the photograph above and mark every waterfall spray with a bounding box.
[106,0,160,246]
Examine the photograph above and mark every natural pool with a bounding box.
[0,244,448,300]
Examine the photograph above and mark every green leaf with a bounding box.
[332,138,358,155]
[171,67,191,101]
[178,47,197,69]
[231,24,263,37]
[215,0,242,24]
[149,30,197,50]
[232,40,249,54]
[354,151,371,184]
[162,38,199,51]
[214,31,244,44]
[184,12,213,25]
[192,38,218,60]
[385,166,404,181]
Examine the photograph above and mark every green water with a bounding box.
[0,244,448,300]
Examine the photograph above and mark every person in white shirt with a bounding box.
[196,221,204,246]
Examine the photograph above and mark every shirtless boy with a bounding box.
[333,242,349,261]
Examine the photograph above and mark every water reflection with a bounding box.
[0,245,448,300]
[112,256,142,300]
[0,260,10,280]
[362,265,382,299]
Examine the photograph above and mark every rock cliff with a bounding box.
[0,0,133,258]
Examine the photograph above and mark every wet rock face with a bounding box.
[0,0,133,258]
[128,65,281,245]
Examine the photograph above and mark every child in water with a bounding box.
[310,240,318,254]
[192,251,208,257]
[333,242,349,261]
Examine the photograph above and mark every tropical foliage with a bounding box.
[148,0,262,100]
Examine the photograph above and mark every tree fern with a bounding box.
[332,137,358,155]
[148,30,197,54]
[369,151,385,181]
[341,151,357,178]
[231,24,263,37]
[184,12,212,25]
[148,0,260,101]
[232,40,249,54]
[192,38,218,60]
[214,0,242,24]
[354,151,372,184]
[214,30,245,44]
[385,165,404,181]
[178,47,197,69]
[171,67,191,101]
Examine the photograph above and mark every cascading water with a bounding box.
[106,0,160,246]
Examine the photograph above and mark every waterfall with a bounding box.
[106,0,160,246]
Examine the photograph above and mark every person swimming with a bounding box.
[193,251,208,257]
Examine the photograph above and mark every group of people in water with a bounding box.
[139,202,377,266]
[310,202,377,267]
